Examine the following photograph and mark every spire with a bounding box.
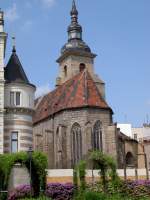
[59,0,92,56]
[70,0,78,24]
[12,36,16,53]
[5,37,30,85]
[68,0,82,41]
[0,9,4,26]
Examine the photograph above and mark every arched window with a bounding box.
[126,152,135,167]
[85,122,92,153]
[64,65,67,77]
[93,120,102,150]
[79,63,86,72]
[71,123,82,166]
[56,127,62,168]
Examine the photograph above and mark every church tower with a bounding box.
[56,0,105,99]
[0,10,7,154]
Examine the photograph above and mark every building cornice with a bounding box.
[5,107,34,116]
[56,50,96,63]
[5,81,36,90]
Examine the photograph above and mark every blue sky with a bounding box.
[0,0,150,127]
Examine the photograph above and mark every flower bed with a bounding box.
[8,185,31,200]
[45,183,74,200]
[8,180,150,200]
[8,183,74,200]
[122,180,150,199]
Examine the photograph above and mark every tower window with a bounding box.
[79,63,86,72]
[64,65,67,77]
[11,132,18,153]
[10,91,21,106]
[16,92,21,106]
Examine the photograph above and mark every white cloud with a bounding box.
[35,83,51,98]
[5,3,19,22]
[41,0,56,8]
[21,20,33,32]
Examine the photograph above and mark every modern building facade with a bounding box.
[132,124,150,169]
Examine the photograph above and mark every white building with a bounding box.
[0,10,36,154]
[132,124,150,141]
[117,123,132,138]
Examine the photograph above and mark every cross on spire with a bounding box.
[70,0,78,24]
[12,36,16,53]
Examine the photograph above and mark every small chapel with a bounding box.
[33,0,145,169]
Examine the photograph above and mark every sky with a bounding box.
[0,0,150,127]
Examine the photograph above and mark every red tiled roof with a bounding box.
[33,70,112,124]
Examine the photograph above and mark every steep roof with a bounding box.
[33,70,112,124]
[4,47,30,84]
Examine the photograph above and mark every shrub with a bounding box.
[89,150,117,193]
[45,183,74,200]
[74,190,105,200]
[84,191,106,200]
[0,152,48,197]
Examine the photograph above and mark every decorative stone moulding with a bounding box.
[5,107,34,115]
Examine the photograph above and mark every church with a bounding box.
[0,1,146,170]
[33,1,145,169]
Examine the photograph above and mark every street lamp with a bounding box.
[27,146,33,197]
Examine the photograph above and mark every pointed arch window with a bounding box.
[93,120,103,150]
[56,127,62,168]
[71,123,82,166]
[126,152,135,167]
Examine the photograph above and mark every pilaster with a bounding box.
[0,10,7,154]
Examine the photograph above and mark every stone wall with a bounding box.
[33,107,114,169]
[8,163,30,191]
[46,169,149,183]
[57,55,94,84]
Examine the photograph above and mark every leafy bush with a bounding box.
[84,191,105,200]
[45,183,74,200]
[0,152,48,196]
[74,190,104,200]
[89,150,117,193]
[0,192,7,200]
